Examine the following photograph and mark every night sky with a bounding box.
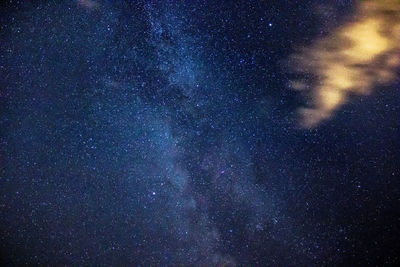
[1,0,399,265]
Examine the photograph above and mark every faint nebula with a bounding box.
[77,0,99,10]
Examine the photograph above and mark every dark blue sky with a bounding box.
[1,0,399,265]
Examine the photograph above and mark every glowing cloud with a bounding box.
[289,0,400,128]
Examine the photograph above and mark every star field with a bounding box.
[0,0,399,265]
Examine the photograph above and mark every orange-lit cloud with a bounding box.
[289,0,400,128]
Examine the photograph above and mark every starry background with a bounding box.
[0,0,399,265]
